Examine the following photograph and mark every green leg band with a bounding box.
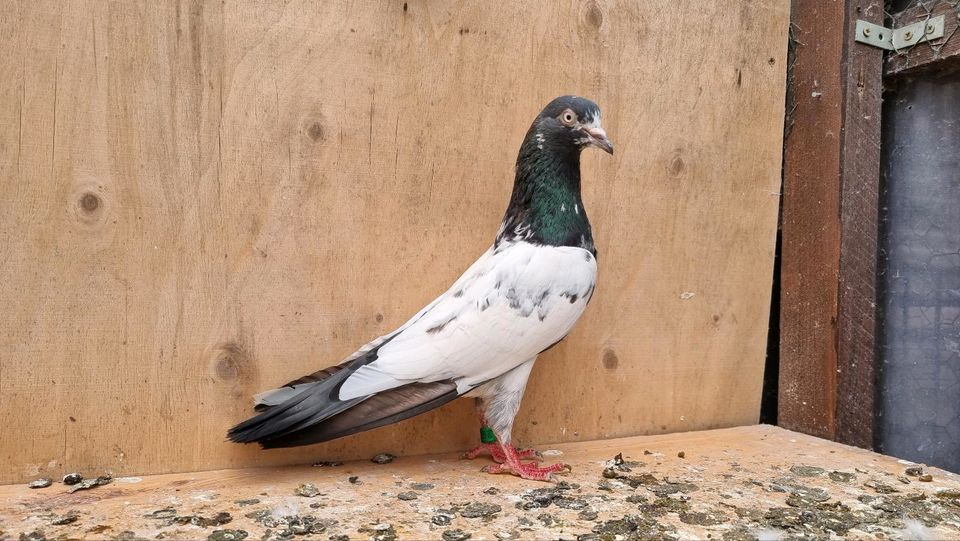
[480,426,497,444]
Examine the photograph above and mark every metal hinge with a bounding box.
[855,15,945,50]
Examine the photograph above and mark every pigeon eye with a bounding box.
[560,110,577,126]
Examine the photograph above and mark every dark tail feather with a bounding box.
[227,367,362,444]
[253,365,347,412]
[229,378,460,448]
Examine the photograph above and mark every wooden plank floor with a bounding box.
[2,425,959,540]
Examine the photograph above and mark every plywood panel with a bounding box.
[0,0,789,483]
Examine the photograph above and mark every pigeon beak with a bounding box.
[585,126,614,154]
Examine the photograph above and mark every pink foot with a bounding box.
[479,445,570,482]
[463,443,542,463]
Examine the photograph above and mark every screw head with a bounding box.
[863,27,872,36]
[926,24,935,34]
[905,31,914,40]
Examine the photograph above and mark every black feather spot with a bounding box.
[453,289,464,298]
[568,293,578,304]
[426,316,456,334]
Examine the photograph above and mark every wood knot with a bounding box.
[668,154,686,178]
[602,348,619,370]
[307,122,325,142]
[213,342,256,390]
[80,193,100,212]
[375,313,384,323]
[584,0,604,29]
[71,182,109,228]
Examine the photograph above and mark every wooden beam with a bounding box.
[779,0,883,448]
[886,1,960,77]
[835,0,884,449]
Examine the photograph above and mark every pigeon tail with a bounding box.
[256,380,460,448]
[227,353,463,448]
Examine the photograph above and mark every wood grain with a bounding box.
[0,0,789,483]
[779,0,846,441]
[836,1,883,449]
[779,0,883,447]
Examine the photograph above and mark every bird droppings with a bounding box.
[431,512,455,526]
[358,522,396,541]
[677,451,686,459]
[60,472,82,485]
[396,491,417,501]
[828,470,856,483]
[789,465,825,477]
[243,508,335,538]
[679,511,728,526]
[294,483,320,497]
[442,528,472,541]
[144,508,178,520]
[145,510,233,528]
[905,466,924,477]
[865,480,900,494]
[66,475,112,493]
[459,501,502,518]
[311,460,343,468]
[50,512,78,526]
[207,529,248,541]
[27,478,52,489]
[348,476,362,485]
[578,509,599,521]
[371,453,396,464]
[3,427,959,540]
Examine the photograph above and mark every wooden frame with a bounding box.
[779,0,958,448]
[886,1,960,76]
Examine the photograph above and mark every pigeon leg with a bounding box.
[463,410,542,463]
[481,443,571,482]
[463,442,542,463]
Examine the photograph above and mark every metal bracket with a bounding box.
[855,15,945,51]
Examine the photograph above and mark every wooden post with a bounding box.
[779,0,884,447]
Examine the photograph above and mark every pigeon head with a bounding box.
[526,95,613,155]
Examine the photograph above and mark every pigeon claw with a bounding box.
[473,443,569,482]
[481,461,571,482]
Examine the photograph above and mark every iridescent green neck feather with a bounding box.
[496,127,594,254]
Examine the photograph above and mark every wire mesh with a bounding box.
[878,67,960,473]
[886,0,960,55]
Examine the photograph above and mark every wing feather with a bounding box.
[229,241,597,447]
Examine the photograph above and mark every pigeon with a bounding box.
[228,95,613,481]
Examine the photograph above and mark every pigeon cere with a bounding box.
[228,96,615,483]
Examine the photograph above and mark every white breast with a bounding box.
[337,241,597,400]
